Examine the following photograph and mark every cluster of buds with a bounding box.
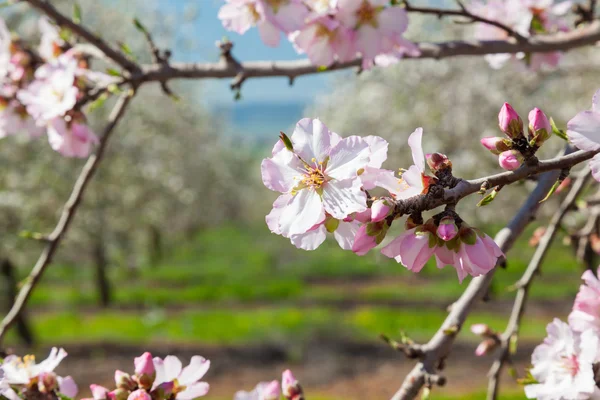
[235,369,303,400]
[481,103,552,171]
[84,352,210,400]
[470,324,501,356]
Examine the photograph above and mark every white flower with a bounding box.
[152,355,210,400]
[1,348,67,385]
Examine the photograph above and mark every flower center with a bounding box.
[315,23,335,40]
[302,160,326,188]
[173,379,187,394]
[560,354,580,377]
[265,0,287,13]
[247,4,261,22]
[356,1,378,27]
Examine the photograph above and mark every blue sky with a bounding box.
[155,0,342,108]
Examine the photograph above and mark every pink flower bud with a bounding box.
[38,372,58,393]
[371,199,390,222]
[127,389,151,400]
[475,338,499,356]
[437,217,458,241]
[90,385,110,400]
[470,323,491,336]
[134,352,155,377]
[480,137,509,155]
[352,224,378,256]
[498,103,523,138]
[263,380,281,400]
[425,152,451,173]
[114,370,135,391]
[109,389,128,400]
[528,107,551,146]
[354,208,372,223]
[282,369,303,400]
[498,150,523,171]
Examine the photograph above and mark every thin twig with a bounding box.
[391,146,576,400]
[486,170,592,400]
[0,92,135,345]
[403,0,527,41]
[23,0,139,72]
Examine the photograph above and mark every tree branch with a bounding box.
[22,0,140,72]
[137,22,600,85]
[486,169,592,400]
[391,146,577,400]
[0,92,135,345]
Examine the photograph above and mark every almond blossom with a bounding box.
[218,0,308,47]
[47,117,99,158]
[0,100,44,138]
[234,380,280,400]
[567,89,600,181]
[381,226,436,272]
[38,16,65,61]
[569,268,600,334]
[1,347,67,386]
[261,118,371,238]
[524,319,600,400]
[152,355,210,399]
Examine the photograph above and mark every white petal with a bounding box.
[333,220,360,250]
[279,189,326,236]
[266,194,292,235]
[163,356,183,381]
[363,135,388,168]
[290,224,327,250]
[567,111,600,151]
[178,357,210,386]
[322,178,367,219]
[291,118,333,163]
[407,128,425,172]
[261,151,304,193]
[326,136,370,180]
[176,382,209,400]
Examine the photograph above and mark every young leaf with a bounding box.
[549,117,568,141]
[477,188,499,207]
[539,178,562,203]
[119,42,135,59]
[88,92,109,112]
[133,17,149,34]
[73,2,82,24]
[106,68,122,77]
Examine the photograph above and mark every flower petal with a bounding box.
[567,111,600,151]
[326,135,370,180]
[291,118,333,163]
[322,178,367,219]
[176,382,209,400]
[178,357,210,386]
[162,356,182,381]
[290,224,327,250]
[333,220,360,250]
[279,189,326,236]
[408,128,425,172]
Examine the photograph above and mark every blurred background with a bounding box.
[0,0,598,399]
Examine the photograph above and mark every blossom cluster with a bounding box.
[261,117,503,282]
[481,102,552,171]
[522,269,600,399]
[218,0,419,68]
[0,16,111,158]
[469,0,572,70]
[235,369,302,400]
[0,347,78,400]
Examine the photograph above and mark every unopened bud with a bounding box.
[528,107,551,146]
[282,369,303,400]
[475,338,499,356]
[498,103,523,139]
[498,150,523,171]
[555,177,571,194]
[115,371,135,391]
[371,199,391,222]
[352,224,379,256]
[529,227,546,247]
[110,388,129,400]
[470,323,492,337]
[437,217,458,241]
[263,380,281,400]
[90,385,110,400]
[127,389,151,400]
[38,372,58,393]
[426,152,452,173]
[480,137,510,155]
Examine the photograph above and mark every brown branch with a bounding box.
[22,0,139,72]
[391,146,576,400]
[137,22,600,85]
[404,0,527,41]
[0,92,135,345]
[486,169,592,400]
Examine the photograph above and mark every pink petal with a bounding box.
[333,220,360,250]
[266,194,292,235]
[258,20,281,47]
[58,376,78,398]
[177,382,209,400]
[567,111,600,152]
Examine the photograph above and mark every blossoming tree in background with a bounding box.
[2,0,600,399]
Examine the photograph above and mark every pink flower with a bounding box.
[38,16,64,61]
[0,18,11,80]
[152,355,210,399]
[351,222,384,256]
[0,100,44,138]
[436,216,457,241]
[17,56,78,123]
[480,137,507,155]
[381,227,436,273]
[452,228,503,283]
[370,199,390,222]
[219,0,308,47]
[475,338,498,357]
[89,384,110,400]
[47,118,99,158]
[498,103,523,139]
[498,150,523,171]
[290,14,355,67]
[1,348,67,385]
[567,89,600,182]
[234,380,280,400]
[569,268,600,334]
[528,107,551,146]
[262,118,370,237]
[525,319,599,400]
[134,352,155,377]
[367,40,421,68]
[127,389,151,400]
[336,0,410,65]
[282,370,302,400]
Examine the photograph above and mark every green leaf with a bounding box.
[549,117,568,141]
[119,42,135,58]
[539,178,562,203]
[59,28,73,42]
[107,84,122,95]
[88,92,109,112]
[106,68,121,77]
[517,369,538,385]
[507,365,518,379]
[133,17,149,34]
[421,387,431,400]
[73,2,82,24]
[477,188,499,207]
